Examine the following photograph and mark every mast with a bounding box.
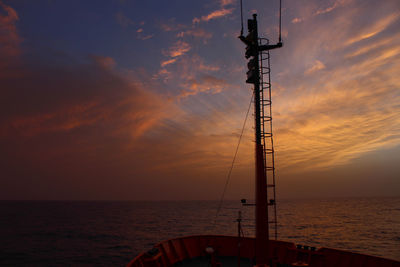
[239,11,282,266]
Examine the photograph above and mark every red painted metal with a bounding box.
[245,14,270,265]
[126,235,400,267]
[255,143,268,264]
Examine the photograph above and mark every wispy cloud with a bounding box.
[292,0,352,24]
[0,54,172,139]
[160,58,177,67]
[344,35,396,58]
[156,53,224,98]
[305,60,325,75]
[177,28,212,41]
[135,23,154,40]
[291,17,303,24]
[269,0,400,172]
[220,0,235,7]
[315,0,351,15]
[137,34,154,40]
[180,74,227,98]
[164,40,191,57]
[193,8,234,24]
[159,19,187,32]
[274,50,400,172]
[345,12,399,45]
[89,55,116,69]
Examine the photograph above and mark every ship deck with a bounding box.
[174,256,253,267]
[127,235,400,267]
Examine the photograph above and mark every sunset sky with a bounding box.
[1,0,399,200]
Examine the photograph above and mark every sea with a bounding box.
[1,197,399,266]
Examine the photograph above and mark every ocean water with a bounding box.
[0,198,399,266]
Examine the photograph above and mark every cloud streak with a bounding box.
[345,12,399,45]
[0,53,172,139]
[193,8,234,24]
[180,74,227,98]
[304,60,325,75]
[273,2,400,172]
[165,40,191,57]
[291,0,352,24]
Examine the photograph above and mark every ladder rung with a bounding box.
[268,221,277,224]
[265,166,275,171]
[267,184,275,187]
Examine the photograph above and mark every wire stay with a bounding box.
[213,92,254,227]
[279,0,282,42]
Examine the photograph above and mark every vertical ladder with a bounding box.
[258,37,278,240]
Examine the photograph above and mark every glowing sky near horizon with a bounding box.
[0,0,399,200]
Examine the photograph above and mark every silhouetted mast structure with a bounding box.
[239,1,282,265]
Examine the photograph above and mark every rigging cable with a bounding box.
[213,92,254,227]
[240,0,244,36]
[279,0,282,42]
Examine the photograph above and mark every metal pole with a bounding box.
[237,211,242,267]
[252,14,269,266]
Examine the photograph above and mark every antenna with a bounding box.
[279,0,282,43]
[239,0,283,47]
[238,2,283,264]
[240,0,244,36]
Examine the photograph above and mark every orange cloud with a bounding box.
[137,34,154,40]
[291,17,303,24]
[273,50,400,171]
[304,60,325,75]
[90,55,116,69]
[165,40,191,57]
[160,58,177,67]
[179,74,227,99]
[344,35,396,58]
[345,13,399,46]
[176,28,212,41]
[267,0,400,173]
[156,54,224,98]
[314,0,351,15]
[0,52,173,141]
[220,0,235,7]
[193,8,233,24]
[291,0,352,24]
